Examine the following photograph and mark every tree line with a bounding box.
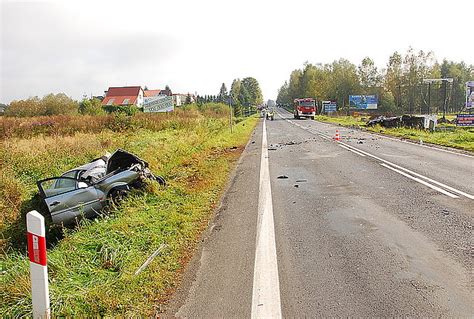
[197,77,263,116]
[4,77,264,117]
[276,48,473,115]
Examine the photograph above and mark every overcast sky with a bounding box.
[1,0,472,104]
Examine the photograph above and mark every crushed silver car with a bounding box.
[37,149,165,225]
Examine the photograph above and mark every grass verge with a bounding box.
[1,114,257,317]
[316,115,474,152]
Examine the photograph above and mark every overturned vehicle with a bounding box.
[37,149,165,225]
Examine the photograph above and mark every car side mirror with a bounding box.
[78,182,88,189]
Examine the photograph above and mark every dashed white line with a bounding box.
[340,142,474,200]
[339,144,366,157]
[380,163,459,198]
[251,119,282,319]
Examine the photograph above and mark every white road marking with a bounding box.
[339,144,366,157]
[277,109,474,200]
[251,119,282,319]
[279,109,473,158]
[380,163,459,198]
[340,142,474,200]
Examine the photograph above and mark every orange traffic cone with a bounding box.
[334,129,341,141]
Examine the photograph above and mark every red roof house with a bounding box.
[102,86,144,107]
[144,89,162,97]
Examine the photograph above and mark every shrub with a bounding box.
[6,93,79,117]
[79,98,106,115]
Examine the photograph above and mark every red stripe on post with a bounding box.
[27,232,47,266]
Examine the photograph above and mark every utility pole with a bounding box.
[398,83,401,111]
[427,82,431,114]
[443,80,447,121]
[229,96,233,133]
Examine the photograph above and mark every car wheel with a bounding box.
[108,188,129,207]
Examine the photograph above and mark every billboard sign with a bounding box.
[322,100,337,113]
[456,114,474,127]
[466,81,474,109]
[143,96,174,113]
[349,95,378,109]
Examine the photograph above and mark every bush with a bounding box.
[6,93,79,117]
[79,98,106,115]
[103,104,139,116]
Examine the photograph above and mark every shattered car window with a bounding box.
[40,178,77,197]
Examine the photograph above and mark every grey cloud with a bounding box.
[1,2,178,103]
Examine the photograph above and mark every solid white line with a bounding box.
[380,163,459,198]
[340,142,474,200]
[251,119,282,319]
[339,144,366,157]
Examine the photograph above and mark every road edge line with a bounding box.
[251,119,282,319]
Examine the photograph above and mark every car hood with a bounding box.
[106,149,149,174]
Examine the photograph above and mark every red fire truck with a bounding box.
[293,98,316,120]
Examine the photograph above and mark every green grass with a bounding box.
[1,113,257,317]
[316,115,474,152]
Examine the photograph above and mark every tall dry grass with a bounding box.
[0,103,229,139]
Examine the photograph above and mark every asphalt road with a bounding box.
[164,109,473,318]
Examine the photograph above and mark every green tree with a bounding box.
[41,93,78,116]
[241,77,263,105]
[358,57,381,92]
[6,93,78,117]
[5,97,42,117]
[384,51,404,112]
[288,69,303,101]
[218,83,228,103]
[79,98,105,115]
[276,81,290,105]
[327,59,360,110]
[230,79,241,105]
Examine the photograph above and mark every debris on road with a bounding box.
[294,184,299,188]
[277,175,289,179]
[295,179,307,183]
[441,209,450,216]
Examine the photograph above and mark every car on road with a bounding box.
[37,149,165,225]
[266,107,275,120]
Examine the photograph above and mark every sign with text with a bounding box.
[322,100,337,112]
[456,114,474,127]
[143,96,174,113]
[349,95,378,109]
[466,81,474,109]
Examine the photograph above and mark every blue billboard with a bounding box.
[322,100,337,112]
[349,95,378,109]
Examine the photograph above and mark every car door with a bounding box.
[37,177,103,225]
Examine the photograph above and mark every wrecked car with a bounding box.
[37,149,165,225]
[366,116,401,128]
[266,107,275,120]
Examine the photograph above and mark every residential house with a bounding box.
[173,93,195,106]
[102,86,144,107]
[143,89,162,97]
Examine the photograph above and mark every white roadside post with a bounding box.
[27,210,50,319]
